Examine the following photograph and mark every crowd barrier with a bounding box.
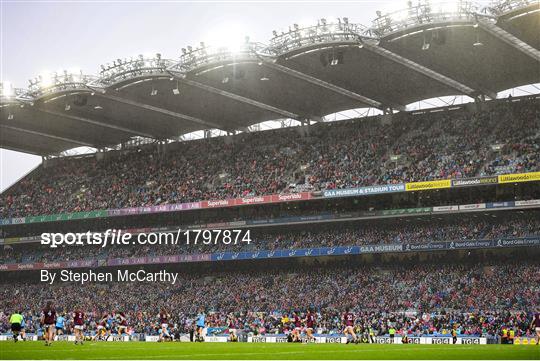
[0,334,490,344]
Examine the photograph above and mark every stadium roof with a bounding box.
[1,0,539,156]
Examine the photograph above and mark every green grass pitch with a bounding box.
[0,341,538,360]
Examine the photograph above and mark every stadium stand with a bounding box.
[1,1,539,350]
[1,97,538,219]
[1,255,538,337]
[1,212,539,263]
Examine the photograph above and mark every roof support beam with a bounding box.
[477,19,540,63]
[362,41,497,99]
[0,125,94,147]
[35,107,155,139]
[177,77,300,120]
[261,61,384,109]
[96,93,224,130]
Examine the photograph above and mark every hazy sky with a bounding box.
[0,0,495,191]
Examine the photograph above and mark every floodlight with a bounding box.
[39,73,54,88]
[172,88,180,95]
[203,24,249,53]
[65,104,71,111]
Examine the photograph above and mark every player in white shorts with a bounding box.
[227,314,238,341]
[158,309,171,342]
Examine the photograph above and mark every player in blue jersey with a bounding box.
[195,308,205,342]
[107,314,114,337]
[19,313,27,341]
[55,314,66,336]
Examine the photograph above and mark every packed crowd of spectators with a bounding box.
[1,214,538,264]
[0,260,538,337]
[1,98,538,219]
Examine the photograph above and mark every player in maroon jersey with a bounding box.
[530,311,540,345]
[304,308,316,343]
[227,313,238,342]
[291,311,302,342]
[116,311,128,336]
[72,309,85,345]
[158,309,171,342]
[41,301,56,346]
[343,307,358,344]
[96,312,109,340]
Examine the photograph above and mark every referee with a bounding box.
[9,311,23,342]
